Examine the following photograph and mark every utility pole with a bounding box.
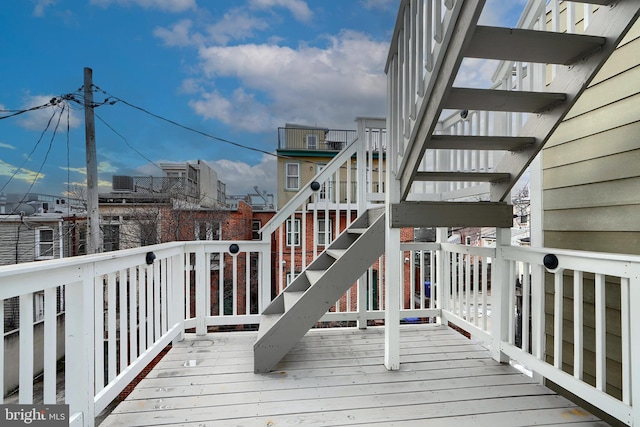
[84,67,101,254]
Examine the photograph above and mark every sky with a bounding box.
[0,0,527,202]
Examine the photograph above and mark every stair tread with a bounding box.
[283,291,305,311]
[305,270,324,285]
[326,249,347,259]
[257,313,282,341]
[347,228,368,234]
[414,171,510,182]
[445,87,566,113]
[430,135,534,151]
[467,26,605,65]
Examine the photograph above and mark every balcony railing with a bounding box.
[2,229,640,425]
[277,127,358,151]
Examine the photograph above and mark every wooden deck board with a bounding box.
[101,324,605,426]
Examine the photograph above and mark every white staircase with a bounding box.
[254,208,385,373]
[388,0,640,208]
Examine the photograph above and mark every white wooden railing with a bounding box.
[0,240,271,426]
[430,239,640,426]
[1,228,639,425]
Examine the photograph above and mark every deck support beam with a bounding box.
[390,201,513,228]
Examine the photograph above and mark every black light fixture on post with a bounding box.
[145,251,156,265]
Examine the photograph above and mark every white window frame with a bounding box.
[316,164,334,201]
[306,134,318,149]
[195,220,221,241]
[252,220,262,240]
[317,217,333,246]
[285,163,300,190]
[35,228,55,260]
[286,218,301,247]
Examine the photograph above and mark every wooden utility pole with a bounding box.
[84,67,101,254]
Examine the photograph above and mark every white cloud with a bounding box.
[191,30,387,132]
[0,142,16,150]
[209,154,277,197]
[205,8,269,45]
[33,0,56,17]
[153,19,194,47]
[361,0,397,12]
[17,95,82,131]
[90,0,197,13]
[0,160,42,184]
[249,0,312,22]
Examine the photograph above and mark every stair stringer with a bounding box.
[254,209,386,373]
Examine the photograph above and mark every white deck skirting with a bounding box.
[101,324,606,426]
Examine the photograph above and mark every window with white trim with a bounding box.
[306,134,318,149]
[195,220,221,240]
[286,218,301,246]
[35,228,54,259]
[252,220,262,240]
[285,163,300,190]
[317,217,333,246]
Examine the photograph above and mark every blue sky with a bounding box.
[0,0,526,201]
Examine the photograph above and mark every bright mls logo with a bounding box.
[1,405,68,426]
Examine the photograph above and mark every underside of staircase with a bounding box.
[254,208,385,373]
[254,0,640,373]
[394,0,640,207]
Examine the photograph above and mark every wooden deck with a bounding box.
[101,324,607,426]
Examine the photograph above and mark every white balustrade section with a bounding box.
[0,239,270,426]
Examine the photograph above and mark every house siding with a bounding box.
[541,17,640,403]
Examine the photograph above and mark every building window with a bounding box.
[35,228,54,259]
[286,271,300,286]
[286,219,301,247]
[252,220,262,240]
[285,163,300,190]
[306,134,318,149]
[317,217,333,246]
[103,224,120,252]
[196,221,221,240]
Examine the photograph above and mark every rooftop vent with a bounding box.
[112,176,134,192]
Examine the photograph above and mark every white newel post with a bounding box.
[66,265,96,426]
[171,253,185,344]
[435,227,448,325]
[260,243,272,314]
[357,119,369,330]
[491,228,511,363]
[384,168,401,371]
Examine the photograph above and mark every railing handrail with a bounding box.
[260,136,360,236]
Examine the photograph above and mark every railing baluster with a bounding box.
[19,293,34,403]
[129,266,138,363]
[43,287,56,403]
[522,263,530,353]
[595,273,606,391]
[232,253,238,316]
[573,271,584,379]
[553,270,563,369]
[219,251,224,316]
[119,268,128,376]
[482,257,488,331]
[153,261,161,341]
[138,266,147,353]
[621,277,631,405]
[95,276,104,392]
[107,273,117,382]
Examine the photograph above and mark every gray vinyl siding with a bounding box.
[542,21,640,255]
[541,20,640,405]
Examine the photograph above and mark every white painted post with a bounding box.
[66,265,96,426]
[357,273,368,329]
[491,228,511,363]
[628,269,640,424]
[19,293,34,403]
[195,244,207,335]
[171,253,185,344]
[435,228,447,324]
[384,155,401,371]
[260,244,272,314]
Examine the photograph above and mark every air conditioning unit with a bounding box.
[112,176,134,192]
